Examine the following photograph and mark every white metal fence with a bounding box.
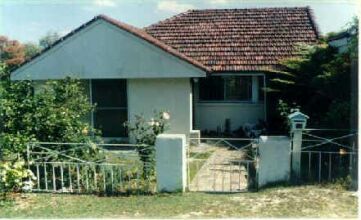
[26,142,156,195]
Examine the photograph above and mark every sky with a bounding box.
[0,0,359,43]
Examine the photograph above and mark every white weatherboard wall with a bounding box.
[155,134,186,192]
[11,19,205,80]
[258,136,291,187]
[127,78,192,137]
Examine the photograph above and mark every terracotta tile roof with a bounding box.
[145,7,319,73]
[11,14,210,74]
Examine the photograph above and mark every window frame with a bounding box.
[198,73,265,104]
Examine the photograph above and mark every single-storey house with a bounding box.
[11,7,319,140]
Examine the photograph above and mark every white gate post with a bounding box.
[291,130,303,179]
[155,134,186,192]
[288,111,309,181]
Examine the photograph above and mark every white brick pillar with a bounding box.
[155,134,187,192]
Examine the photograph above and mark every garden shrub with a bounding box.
[0,67,102,161]
[0,64,105,194]
[0,160,36,201]
[125,111,170,178]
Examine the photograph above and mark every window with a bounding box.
[198,77,224,101]
[91,79,127,137]
[199,76,254,102]
[224,77,252,101]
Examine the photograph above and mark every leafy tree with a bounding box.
[23,42,41,59]
[267,18,357,131]
[39,31,60,49]
[0,36,25,69]
[0,63,101,160]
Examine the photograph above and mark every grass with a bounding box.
[0,184,357,218]
[103,150,140,165]
[188,151,214,181]
[189,151,213,159]
[188,160,206,181]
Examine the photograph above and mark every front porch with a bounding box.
[193,74,267,137]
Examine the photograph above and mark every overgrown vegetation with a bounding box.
[0,63,102,196]
[267,17,358,132]
[0,73,99,158]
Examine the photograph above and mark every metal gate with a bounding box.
[187,137,258,192]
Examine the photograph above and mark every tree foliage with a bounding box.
[267,18,358,131]
[0,36,25,69]
[0,64,100,159]
[23,43,41,59]
[39,31,60,49]
[0,31,59,74]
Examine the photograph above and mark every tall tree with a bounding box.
[23,42,41,59]
[267,18,358,130]
[0,36,25,69]
[39,31,60,49]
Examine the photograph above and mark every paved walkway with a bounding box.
[189,146,249,192]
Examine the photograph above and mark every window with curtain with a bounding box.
[92,79,127,137]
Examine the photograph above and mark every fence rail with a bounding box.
[296,151,357,183]
[295,130,358,185]
[26,142,156,195]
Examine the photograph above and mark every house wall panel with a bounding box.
[194,102,265,132]
[127,78,192,137]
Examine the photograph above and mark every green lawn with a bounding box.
[188,151,214,181]
[0,185,357,218]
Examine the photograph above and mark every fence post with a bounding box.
[288,111,309,182]
[258,136,291,188]
[155,134,186,192]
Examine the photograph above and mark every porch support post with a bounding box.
[252,76,259,103]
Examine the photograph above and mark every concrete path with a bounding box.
[189,146,249,192]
